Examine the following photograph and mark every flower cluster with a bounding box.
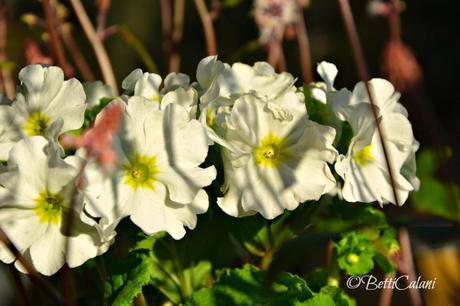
[0,57,418,275]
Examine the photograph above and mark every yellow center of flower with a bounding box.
[346,253,360,264]
[123,153,158,190]
[33,189,64,224]
[23,111,50,136]
[151,95,160,101]
[206,109,215,128]
[353,145,374,167]
[253,132,289,168]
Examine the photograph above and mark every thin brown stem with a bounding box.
[378,272,395,306]
[268,38,286,71]
[61,158,88,306]
[389,0,401,41]
[398,228,423,306]
[0,0,14,98]
[96,0,111,39]
[170,0,185,72]
[194,0,217,55]
[336,0,400,206]
[295,1,313,83]
[0,228,63,305]
[59,25,96,81]
[210,0,221,21]
[70,0,118,95]
[42,0,72,76]
[160,0,173,69]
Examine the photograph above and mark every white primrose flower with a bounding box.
[0,65,86,160]
[81,97,216,239]
[196,56,305,147]
[316,61,408,118]
[334,103,418,205]
[217,94,337,219]
[0,137,110,276]
[122,69,199,119]
[315,61,419,205]
[197,56,296,103]
[83,81,114,108]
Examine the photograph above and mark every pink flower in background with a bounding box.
[254,0,298,45]
[61,102,122,166]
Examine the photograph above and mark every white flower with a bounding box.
[217,94,337,219]
[196,56,304,147]
[0,137,110,276]
[83,81,114,108]
[197,56,296,104]
[0,65,86,160]
[316,62,419,204]
[81,97,216,239]
[334,103,418,205]
[316,61,408,118]
[122,69,198,119]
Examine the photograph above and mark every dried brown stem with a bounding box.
[61,158,88,306]
[0,0,14,98]
[210,0,221,21]
[378,273,395,306]
[70,0,118,95]
[398,228,423,306]
[42,0,72,76]
[96,0,111,39]
[170,0,185,72]
[59,24,96,81]
[0,228,63,305]
[268,39,286,71]
[194,0,217,55]
[389,0,401,41]
[295,1,313,83]
[160,0,173,69]
[336,0,400,206]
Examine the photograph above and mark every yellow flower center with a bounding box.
[353,145,374,167]
[206,109,215,128]
[123,153,158,190]
[23,111,50,136]
[33,189,64,224]
[346,253,360,265]
[253,132,289,168]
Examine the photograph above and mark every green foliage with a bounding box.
[104,212,236,305]
[187,265,355,306]
[104,249,153,306]
[410,148,460,221]
[227,202,319,267]
[334,227,399,276]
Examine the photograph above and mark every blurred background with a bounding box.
[0,0,459,305]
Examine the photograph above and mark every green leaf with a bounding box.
[131,212,235,304]
[410,148,460,221]
[104,249,153,306]
[187,265,314,306]
[304,293,336,306]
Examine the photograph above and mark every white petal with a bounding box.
[29,225,65,276]
[157,166,216,204]
[317,61,338,89]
